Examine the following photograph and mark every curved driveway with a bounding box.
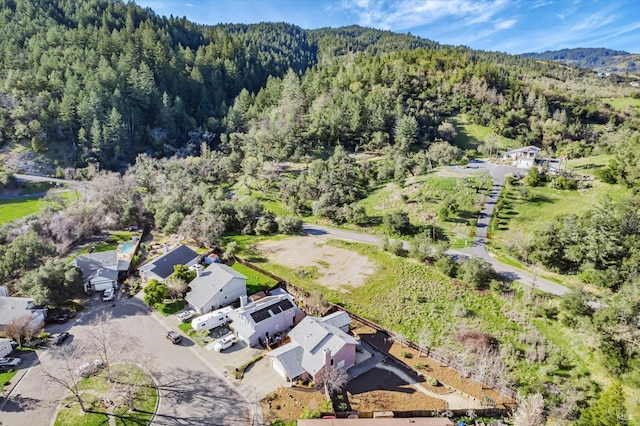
[304,159,569,296]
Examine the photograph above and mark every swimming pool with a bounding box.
[119,242,135,255]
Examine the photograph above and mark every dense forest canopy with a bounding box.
[1,0,638,175]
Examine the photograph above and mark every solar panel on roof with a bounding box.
[276,299,294,312]
[250,307,272,323]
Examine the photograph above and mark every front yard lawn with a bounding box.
[155,299,185,316]
[54,364,157,426]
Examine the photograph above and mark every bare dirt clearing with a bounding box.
[254,236,376,291]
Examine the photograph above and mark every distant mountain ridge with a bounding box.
[521,48,639,73]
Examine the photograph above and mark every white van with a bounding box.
[103,288,115,302]
[213,334,237,352]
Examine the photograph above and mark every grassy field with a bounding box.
[603,97,640,111]
[355,173,485,247]
[450,113,519,152]
[567,154,615,177]
[0,190,80,225]
[491,178,631,246]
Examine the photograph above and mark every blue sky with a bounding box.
[136,0,640,54]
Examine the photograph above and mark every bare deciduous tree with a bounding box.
[512,393,545,426]
[43,342,88,412]
[2,314,35,347]
[110,355,153,413]
[85,312,139,382]
[315,365,349,397]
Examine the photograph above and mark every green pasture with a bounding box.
[450,113,519,152]
[603,97,640,111]
[0,190,79,225]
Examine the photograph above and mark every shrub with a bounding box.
[401,351,412,358]
[457,257,496,290]
[426,376,440,386]
[415,362,425,369]
[435,255,458,277]
[278,216,303,235]
[383,211,413,235]
[299,407,321,419]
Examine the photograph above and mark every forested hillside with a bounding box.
[521,48,640,73]
[1,0,638,175]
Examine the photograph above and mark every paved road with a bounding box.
[0,295,251,426]
[303,160,570,297]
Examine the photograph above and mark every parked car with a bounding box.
[213,334,237,352]
[45,314,69,324]
[75,359,104,378]
[103,288,115,302]
[0,357,22,367]
[177,309,195,323]
[166,331,182,344]
[52,332,70,345]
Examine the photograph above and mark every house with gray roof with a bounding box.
[0,297,46,331]
[185,263,247,314]
[73,251,126,293]
[228,290,304,347]
[503,145,541,168]
[139,244,199,282]
[267,314,358,382]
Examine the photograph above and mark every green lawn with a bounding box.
[567,154,615,177]
[231,261,278,294]
[603,97,640,111]
[0,369,18,394]
[0,190,80,225]
[450,113,519,152]
[156,299,185,316]
[54,364,157,426]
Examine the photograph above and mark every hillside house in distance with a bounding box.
[185,263,247,315]
[228,288,304,347]
[139,244,199,282]
[267,313,358,382]
[503,145,541,168]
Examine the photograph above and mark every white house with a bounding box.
[267,314,358,382]
[0,338,15,357]
[503,146,541,168]
[185,264,247,315]
[228,289,304,347]
[0,297,46,331]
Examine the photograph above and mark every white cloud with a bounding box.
[336,0,512,30]
[531,0,553,8]
[494,18,517,30]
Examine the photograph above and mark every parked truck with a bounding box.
[191,306,233,332]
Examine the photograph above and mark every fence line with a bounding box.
[234,256,518,402]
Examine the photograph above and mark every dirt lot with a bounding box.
[254,237,375,291]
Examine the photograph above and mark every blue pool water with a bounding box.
[119,242,135,255]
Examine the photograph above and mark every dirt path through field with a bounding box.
[254,236,375,291]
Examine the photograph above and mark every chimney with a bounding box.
[323,348,332,370]
[163,243,169,254]
[195,264,202,278]
[240,295,247,307]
